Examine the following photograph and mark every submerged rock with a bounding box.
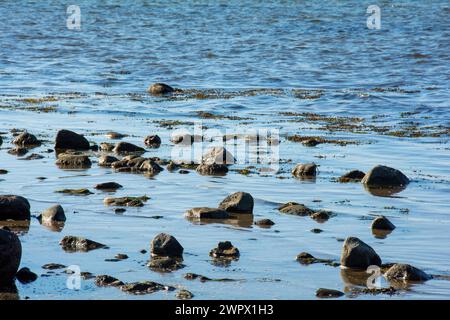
[296,252,339,267]
[55,153,92,169]
[95,182,123,191]
[151,233,184,258]
[39,205,66,223]
[310,210,332,222]
[316,288,344,298]
[98,155,119,167]
[278,202,314,216]
[95,275,124,287]
[144,135,161,148]
[0,195,31,221]
[338,170,366,183]
[196,163,229,176]
[371,216,396,231]
[148,256,184,272]
[340,237,381,270]
[113,142,145,155]
[121,281,171,295]
[185,207,230,220]
[202,147,235,165]
[13,132,41,147]
[56,188,93,195]
[148,83,174,95]
[0,227,22,285]
[361,165,410,187]
[15,267,38,284]
[254,218,275,227]
[60,236,107,252]
[292,163,317,177]
[218,192,254,214]
[384,264,432,282]
[104,196,149,207]
[209,241,240,259]
[55,129,90,150]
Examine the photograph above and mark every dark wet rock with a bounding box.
[60,236,108,252]
[311,228,323,233]
[8,147,28,156]
[0,228,22,285]
[184,273,212,282]
[95,275,124,287]
[0,169,8,175]
[139,159,164,174]
[209,241,240,259]
[176,289,194,300]
[55,153,92,169]
[55,129,90,150]
[384,264,432,282]
[196,163,229,176]
[151,233,184,258]
[104,196,149,207]
[56,188,93,195]
[99,142,115,152]
[105,131,126,139]
[254,219,275,227]
[371,216,396,231]
[185,207,230,219]
[219,192,254,214]
[121,281,170,295]
[361,165,410,187]
[81,272,95,280]
[316,288,344,298]
[95,182,123,191]
[0,195,31,221]
[98,155,119,167]
[338,170,366,183]
[115,208,126,214]
[115,254,128,260]
[296,252,339,267]
[42,263,66,270]
[148,83,174,95]
[144,135,161,148]
[15,267,38,284]
[202,147,235,165]
[111,156,163,174]
[0,135,2,146]
[311,210,332,222]
[292,163,317,177]
[113,141,145,155]
[13,132,41,147]
[0,282,19,300]
[278,202,314,216]
[340,237,381,270]
[38,205,66,223]
[148,256,184,272]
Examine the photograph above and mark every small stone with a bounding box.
[13,132,41,147]
[311,210,332,222]
[95,275,124,287]
[144,135,161,148]
[371,216,396,231]
[254,219,275,227]
[338,170,366,182]
[95,182,123,191]
[196,163,229,176]
[384,264,432,282]
[176,289,194,300]
[148,83,174,95]
[340,237,381,270]
[98,155,119,167]
[148,256,184,272]
[56,188,93,195]
[316,288,344,298]
[361,165,410,187]
[166,161,179,171]
[311,228,323,233]
[151,233,184,258]
[113,142,145,155]
[219,192,254,214]
[115,254,128,260]
[105,131,126,139]
[55,153,91,169]
[278,202,314,216]
[60,236,107,252]
[292,163,317,177]
[99,142,115,152]
[209,241,240,259]
[55,130,90,150]
[185,207,230,220]
[104,196,149,207]
[120,281,168,295]
[15,267,38,284]
[42,263,66,270]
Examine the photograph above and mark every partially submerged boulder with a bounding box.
[38,205,66,223]
[55,153,92,169]
[15,267,38,284]
[218,192,254,214]
[278,202,314,216]
[371,216,396,231]
[0,227,22,285]
[361,165,409,187]
[340,237,381,269]
[0,195,31,221]
[338,170,365,183]
[185,207,230,220]
[384,264,432,282]
[13,132,41,147]
[98,155,119,167]
[292,163,317,177]
[113,142,145,155]
[196,163,229,176]
[144,135,161,148]
[148,83,174,95]
[150,233,184,258]
[95,275,124,287]
[209,241,240,259]
[147,256,184,272]
[316,288,344,298]
[60,236,107,252]
[95,182,123,191]
[55,129,90,150]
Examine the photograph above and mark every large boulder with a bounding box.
[340,237,381,269]
[148,83,174,95]
[292,163,317,177]
[202,147,235,165]
[361,165,409,187]
[384,264,432,282]
[150,233,183,258]
[0,227,22,285]
[219,192,254,214]
[55,130,90,150]
[0,195,31,221]
[13,132,41,147]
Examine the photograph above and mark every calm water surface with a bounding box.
[0,1,449,299]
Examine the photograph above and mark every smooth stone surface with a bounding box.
[151,233,184,258]
[361,165,410,187]
[55,129,90,150]
[144,135,161,147]
[0,228,22,285]
[201,147,235,165]
[338,170,366,182]
[39,205,66,223]
[340,237,381,270]
[0,195,31,221]
[55,153,92,169]
[385,264,432,282]
[95,182,123,191]
[113,142,145,155]
[219,192,254,214]
[278,202,314,216]
[292,163,317,177]
[316,288,345,298]
[371,216,396,231]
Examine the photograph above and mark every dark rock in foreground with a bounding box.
[0,227,22,285]
[0,195,31,221]
[340,237,381,270]
[361,165,410,187]
[292,163,317,177]
[151,233,184,258]
[55,129,90,151]
[254,218,275,227]
[316,288,344,298]
[219,192,254,214]
[371,216,396,231]
[15,267,38,284]
[13,132,41,147]
[384,264,432,282]
[144,135,161,148]
[60,236,108,252]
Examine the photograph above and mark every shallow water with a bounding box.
[0,1,449,299]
